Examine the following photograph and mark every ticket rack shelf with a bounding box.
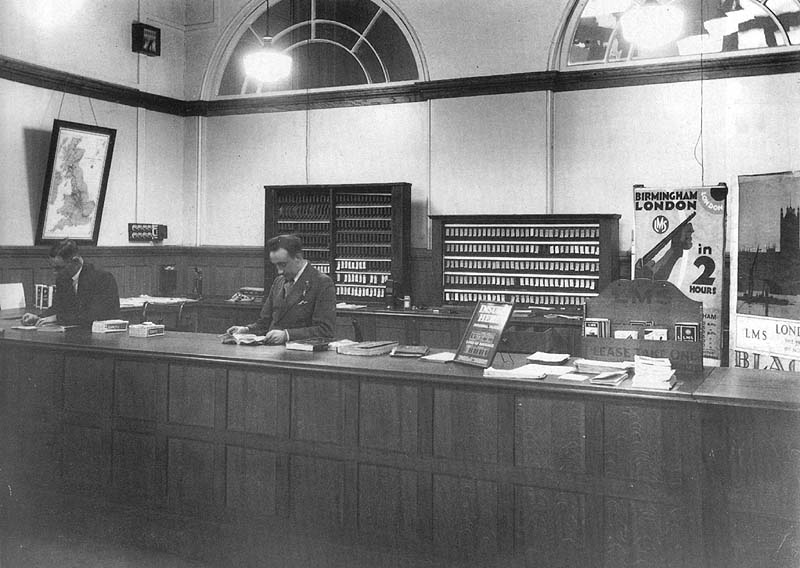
[266,183,411,303]
[430,214,620,307]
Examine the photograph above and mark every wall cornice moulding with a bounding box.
[2,51,800,117]
[0,56,188,115]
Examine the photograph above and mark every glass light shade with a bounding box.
[243,48,292,83]
[621,3,684,49]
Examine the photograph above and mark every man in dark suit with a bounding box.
[21,238,120,328]
[226,234,336,344]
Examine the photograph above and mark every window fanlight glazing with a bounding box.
[217,0,420,97]
[565,0,800,67]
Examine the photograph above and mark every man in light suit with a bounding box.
[22,238,120,328]
[227,234,336,344]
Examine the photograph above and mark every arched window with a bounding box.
[559,0,800,68]
[215,0,422,97]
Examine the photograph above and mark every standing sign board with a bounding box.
[454,302,514,368]
[632,185,727,365]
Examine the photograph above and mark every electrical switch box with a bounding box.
[128,223,167,241]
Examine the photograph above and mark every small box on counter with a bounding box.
[35,284,55,309]
[643,328,668,341]
[613,329,639,339]
[674,322,700,342]
[583,317,609,337]
[129,322,165,337]
[92,319,129,333]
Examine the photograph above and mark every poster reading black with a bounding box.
[733,171,800,371]
[454,302,514,368]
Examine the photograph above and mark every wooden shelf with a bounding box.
[266,183,411,304]
[430,214,620,307]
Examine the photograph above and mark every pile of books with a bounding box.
[631,355,676,390]
[286,338,330,351]
[389,345,430,358]
[337,340,398,356]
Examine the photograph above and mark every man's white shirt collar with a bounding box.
[72,265,83,291]
[287,260,308,285]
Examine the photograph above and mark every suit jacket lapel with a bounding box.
[275,270,311,322]
[274,275,292,321]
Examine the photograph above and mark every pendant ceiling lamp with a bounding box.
[621,0,684,50]
[243,2,292,83]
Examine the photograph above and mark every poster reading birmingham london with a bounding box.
[632,185,726,364]
[734,171,800,372]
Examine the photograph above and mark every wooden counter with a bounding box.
[0,329,797,567]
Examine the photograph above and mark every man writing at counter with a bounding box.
[226,234,336,344]
[21,238,120,328]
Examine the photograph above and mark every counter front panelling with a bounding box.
[1,330,706,567]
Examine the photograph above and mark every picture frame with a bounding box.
[132,22,161,57]
[36,119,116,246]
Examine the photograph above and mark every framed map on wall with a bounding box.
[35,119,116,245]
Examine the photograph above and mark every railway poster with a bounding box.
[632,185,727,364]
[733,172,800,371]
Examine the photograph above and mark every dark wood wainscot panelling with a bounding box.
[0,246,266,303]
[6,334,796,567]
[702,404,800,568]
[0,246,439,312]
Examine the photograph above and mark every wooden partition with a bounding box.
[0,330,727,567]
[0,246,438,309]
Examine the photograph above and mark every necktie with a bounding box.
[283,279,293,299]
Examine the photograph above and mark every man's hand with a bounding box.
[21,313,39,326]
[35,315,57,327]
[226,325,249,335]
[265,329,288,345]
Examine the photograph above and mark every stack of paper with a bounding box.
[631,355,676,390]
[566,358,633,386]
[419,351,456,363]
[526,352,570,364]
[573,358,634,374]
[484,363,575,381]
[589,370,629,386]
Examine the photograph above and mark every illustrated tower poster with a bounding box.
[733,171,800,371]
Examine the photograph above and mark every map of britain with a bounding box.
[43,128,111,240]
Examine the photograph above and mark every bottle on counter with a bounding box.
[192,267,204,299]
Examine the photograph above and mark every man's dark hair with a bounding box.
[267,234,303,257]
[49,238,80,261]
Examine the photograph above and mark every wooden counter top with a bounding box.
[0,326,704,402]
[694,366,800,411]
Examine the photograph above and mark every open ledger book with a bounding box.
[221,333,267,345]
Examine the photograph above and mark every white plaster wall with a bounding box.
[0,78,185,246]
[430,92,549,217]
[184,0,569,99]
[201,110,308,246]
[0,79,62,246]
[2,0,799,256]
[200,101,429,246]
[137,110,187,242]
[0,0,186,99]
[553,81,705,249]
[553,74,800,252]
